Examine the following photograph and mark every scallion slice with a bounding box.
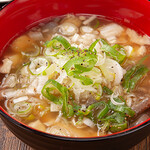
[100,39,126,63]
[14,102,32,116]
[41,79,74,118]
[29,57,50,75]
[122,56,150,92]
[44,35,71,56]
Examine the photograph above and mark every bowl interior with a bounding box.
[0,0,150,140]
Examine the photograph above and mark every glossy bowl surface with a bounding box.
[0,0,150,149]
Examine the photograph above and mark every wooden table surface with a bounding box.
[0,118,149,150]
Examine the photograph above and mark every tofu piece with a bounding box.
[28,120,46,132]
[0,58,12,74]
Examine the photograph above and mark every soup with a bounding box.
[0,14,150,137]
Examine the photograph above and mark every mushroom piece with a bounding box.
[46,125,70,137]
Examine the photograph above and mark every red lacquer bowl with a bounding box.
[0,0,150,149]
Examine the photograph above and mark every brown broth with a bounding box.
[0,14,150,137]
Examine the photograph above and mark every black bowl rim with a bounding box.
[0,107,150,141]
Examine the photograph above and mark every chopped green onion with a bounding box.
[102,112,126,124]
[41,79,64,104]
[110,121,128,133]
[44,35,71,56]
[108,100,135,117]
[122,66,137,91]
[102,86,113,95]
[112,44,126,56]
[89,39,99,51]
[129,65,149,90]
[14,102,32,116]
[100,39,126,63]
[97,102,109,119]
[52,41,62,49]
[52,35,71,49]
[77,101,108,116]
[100,121,110,133]
[63,49,97,85]
[41,79,73,118]
[122,63,149,92]
[93,83,103,100]
[74,74,93,85]
[45,35,71,49]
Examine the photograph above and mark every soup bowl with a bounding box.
[0,0,150,149]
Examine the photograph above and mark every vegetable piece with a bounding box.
[109,100,135,117]
[122,56,150,92]
[100,121,110,133]
[100,39,126,63]
[110,121,128,133]
[63,49,97,85]
[29,57,50,75]
[122,66,137,91]
[44,35,71,56]
[110,93,125,106]
[112,44,126,56]
[14,102,32,117]
[126,28,150,45]
[83,117,95,128]
[89,39,100,51]
[83,15,97,25]
[99,58,124,85]
[103,86,113,95]
[52,35,71,49]
[24,114,35,121]
[50,103,62,112]
[61,15,82,27]
[0,58,12,74]
[74,74,93,85]
[128,65,149,90]
[41,79,73,118]
[124,45,133,57]
[63,51,97,76]
[93,83,103,100]
[102,112,126,124]
[41,79,64,104]
[10,35,34,53]
[99,23,124,39]
[28,120,46,132]
[1,74,17,88]
[102,86,135,117]
[77,101,108,118]
[99,112,128,133]
[47,125,70,136]
[13,96,28,104]
[97,102,109,119]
